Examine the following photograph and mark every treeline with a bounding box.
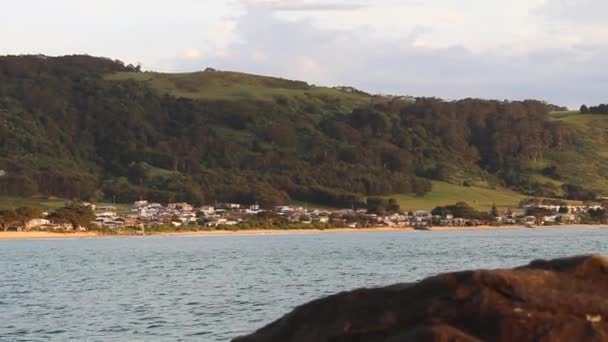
[0,55,585,207]
[580,104,608,114]
[0,204,94,231]
[431,202,493,221]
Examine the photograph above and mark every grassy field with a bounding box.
[544,111,608,194]
[105,70,370,109]
[0,196,67,212]
[389,181,538,211]
[0,197,131,214]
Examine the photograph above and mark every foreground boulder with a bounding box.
[234,255,608,341]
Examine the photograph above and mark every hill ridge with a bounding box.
[0,55,605,208]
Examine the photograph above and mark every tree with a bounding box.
[49,205,95,230]
[387,198,401,213]
[366,197,388,215]
[0,55,594,209]
[16,207,43,231]
[580,105,590,114]
[0,209,19,231]
[490,203,499,217]
[561,184,596,201]
[431,207,451,217]
[432,202,483,220]
[412,178,432,197]
[525,207,552,225]
[588,208,608,223]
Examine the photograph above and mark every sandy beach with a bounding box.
[0,228,410,240]
[0,231,102,240]
[1,225,606,240]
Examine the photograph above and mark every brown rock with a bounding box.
[233,255,608,342]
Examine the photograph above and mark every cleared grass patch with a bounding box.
[389,181,533,211]
[0,197,131,215]
[105,70,370,109]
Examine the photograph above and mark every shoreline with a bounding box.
[1,225,607,240]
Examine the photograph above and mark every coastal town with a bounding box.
[2,198,607,233]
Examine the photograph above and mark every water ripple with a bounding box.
[0,228,607,341]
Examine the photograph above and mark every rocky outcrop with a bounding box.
[234,255,608,342]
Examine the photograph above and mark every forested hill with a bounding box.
[0,55,605,207]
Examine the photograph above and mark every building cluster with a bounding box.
[10,200,608,232]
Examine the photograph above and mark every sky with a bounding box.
[2,0,607,107]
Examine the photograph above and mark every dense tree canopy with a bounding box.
[580,104,608,114]
[48,205,95,229]
[0,55,587,207]
[431,202,488,220]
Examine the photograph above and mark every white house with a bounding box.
[25,218,51,230]
[133,200,149,209]
[167,202,193,211]
[219,203,240,210]
[199,206,215,216]
[413,210,431,218]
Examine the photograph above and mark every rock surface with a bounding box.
[234,255,608,342]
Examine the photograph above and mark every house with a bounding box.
[455,218,466,226]
[275,206,293,213]
[525,216,537,225]
[167,202,193,211]
[95,206,117,221]
[439,218,453,226]
[133,200,148,209]
[177,212,197,224]
[543,215,558,224]
[205,218,228,227]
[103,221,124,229]
[123,218,140,228]
[413,210,432,218]
[557,213,577,223]
[95,206,116,214]
[245,205,263,215]
[44,222,77,231]
[219,203,240,210]
[199,206,215,216]
[25,218,51,230]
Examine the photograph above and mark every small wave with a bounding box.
[186,331,211,336]
[46,329,67,334]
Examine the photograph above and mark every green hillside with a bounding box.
[0,55,604,209]
[105,70,370,109]
[525,110,608,196]
[390,181,527,211]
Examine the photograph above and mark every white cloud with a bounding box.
[2,0,608,106]
[246,0,368,11]
[172,1,608,107]
[181,48,203,60]
[537,0,608,24]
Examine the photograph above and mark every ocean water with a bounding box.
[1,228,607,341]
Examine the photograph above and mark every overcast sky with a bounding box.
[2,0,607,107]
